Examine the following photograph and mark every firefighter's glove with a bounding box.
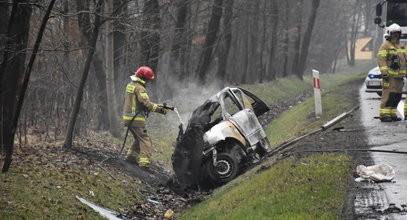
[157,107,168,115]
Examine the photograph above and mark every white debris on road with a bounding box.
[355,164,395,182]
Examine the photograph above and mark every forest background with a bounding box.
[0,0,379,171]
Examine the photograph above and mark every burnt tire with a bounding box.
[256,137,271,157]
[205,152,239,184]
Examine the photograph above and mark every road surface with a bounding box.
[357,86,407,219]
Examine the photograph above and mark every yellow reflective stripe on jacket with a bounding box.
[383,82,390,87]
[378,50,387,56]
[139,92,149,99]
[136,78,146,85]
[139,157,150,164]
[388,50,397,55]
[123,115,145,121]
[132,94,136,113]
[391,109,397,114]
[388,70,401,75]
[126,84,136,93]
[380,66,388,71]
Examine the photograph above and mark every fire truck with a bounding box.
[375,0,407,42]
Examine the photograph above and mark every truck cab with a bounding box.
[375,0,407,42]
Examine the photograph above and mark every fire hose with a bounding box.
[115,103,175,159]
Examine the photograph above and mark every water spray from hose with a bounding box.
[173,108,185,132]
[163,103,185,131]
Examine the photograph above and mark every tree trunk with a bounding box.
[113,0,126,78]
[291,0,303,76]
[259,0,267,83]
[63,0,69,59]
[0,0,32,172]
[281,1,289,78]
[295,0,320,79]
[217,0,234,86]
[64,0,103,148]
[241,14,250,84]
[196,0,223,84]
[0,2,10,62]
[249,1,260,83]
[266,0,278,81]
[139,0,161,98]
[348,4,361,66]
[165,0,189,97]
[171,0,188,78]
[105,0,120,137]
[76,0,109,130]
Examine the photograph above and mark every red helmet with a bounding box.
[135,66,154,80]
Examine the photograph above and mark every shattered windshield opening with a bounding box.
[223,93,241,117]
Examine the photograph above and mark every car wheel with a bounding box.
[376,91,382,96]
[205,152,239,184]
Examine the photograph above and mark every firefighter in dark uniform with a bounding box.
[123,66,167,167]
[377,23,407,122]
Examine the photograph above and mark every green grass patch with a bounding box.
[266,91,350,146]
[266,73,364,146]
[180,154,352,220]
[0,165,141,219]
[239,76,312,105]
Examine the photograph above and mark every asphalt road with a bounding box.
[357,86,407,219]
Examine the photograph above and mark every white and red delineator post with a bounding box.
[312,69,322,118]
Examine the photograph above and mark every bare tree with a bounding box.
[217,0,234,86]
[266,0,279,81]
[347,1,362,66]
[295,0,320,79]
[64,0,104,148]
[105,0,120,137]
[0,0,32,172]
[7,0,58,171]
[196,0,223,84]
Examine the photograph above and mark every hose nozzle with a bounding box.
[163,103,175,111]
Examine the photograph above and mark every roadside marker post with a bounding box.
[313,69,322,118]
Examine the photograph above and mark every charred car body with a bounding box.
[171,87,270,189]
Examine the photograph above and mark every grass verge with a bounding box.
[265,73,364,146]
[180,155,351,220]
[0,148,141,219]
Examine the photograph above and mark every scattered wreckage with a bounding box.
[171,87,270,190]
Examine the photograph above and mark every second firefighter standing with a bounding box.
[377,23,407,122]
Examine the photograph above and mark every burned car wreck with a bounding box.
[171,87,270,190]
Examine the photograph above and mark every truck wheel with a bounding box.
[205,152,239,184]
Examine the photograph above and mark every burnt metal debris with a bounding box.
[169,87,270,192]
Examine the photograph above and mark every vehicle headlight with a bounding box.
[368,74,375,79]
